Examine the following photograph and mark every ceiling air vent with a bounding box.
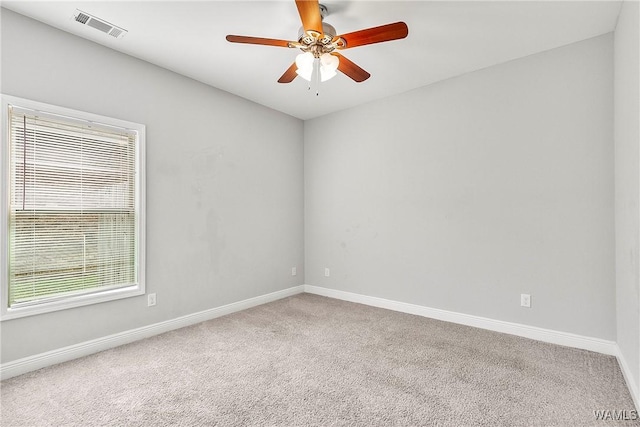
[73,10,127,39]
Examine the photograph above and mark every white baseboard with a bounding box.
[0,285,304,380]
[616,345,640,411]
[304,285,618,356]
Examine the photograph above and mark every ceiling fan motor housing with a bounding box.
[298,22,337,46]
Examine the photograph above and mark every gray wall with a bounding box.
[615,0,640,397]
[0,9,305,363]
[305,34,615,339]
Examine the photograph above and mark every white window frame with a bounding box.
[1,94,146,320]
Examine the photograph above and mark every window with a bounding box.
[1,95,145,319]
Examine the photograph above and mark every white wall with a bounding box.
[305,34,615,339]
[0,9,304,363]
[615,0,640,401]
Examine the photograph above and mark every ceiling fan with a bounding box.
[226,0,408,84]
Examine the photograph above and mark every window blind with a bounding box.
[8,106,138,307]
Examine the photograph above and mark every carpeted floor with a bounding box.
[1,293,637,426]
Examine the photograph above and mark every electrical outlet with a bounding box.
[520,293,531,308]
[324,268,330,277]
[147,293,156,307]
[292,267,297,276]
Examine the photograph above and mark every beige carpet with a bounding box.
[1,293,637,426]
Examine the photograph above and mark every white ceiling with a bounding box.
[2,1,622,120]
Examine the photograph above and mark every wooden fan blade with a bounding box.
[226,35,293,48]
[336,22,408,49]
[333,53,370,83]
[278,62,298,83]
[295,0,323,35]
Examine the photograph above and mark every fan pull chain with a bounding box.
[315,58,320,96]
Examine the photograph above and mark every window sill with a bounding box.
[0,284,145,321]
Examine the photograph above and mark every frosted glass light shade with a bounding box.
[320,68,337,82]
[320,53,339,82]
[320,53,339,70]
[295,52,314,81]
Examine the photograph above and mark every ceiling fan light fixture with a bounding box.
[320,53,338,69]
[296,68,313,81]
[295,52,315,81]
[319,52,339,82]
[320,68,337,82]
